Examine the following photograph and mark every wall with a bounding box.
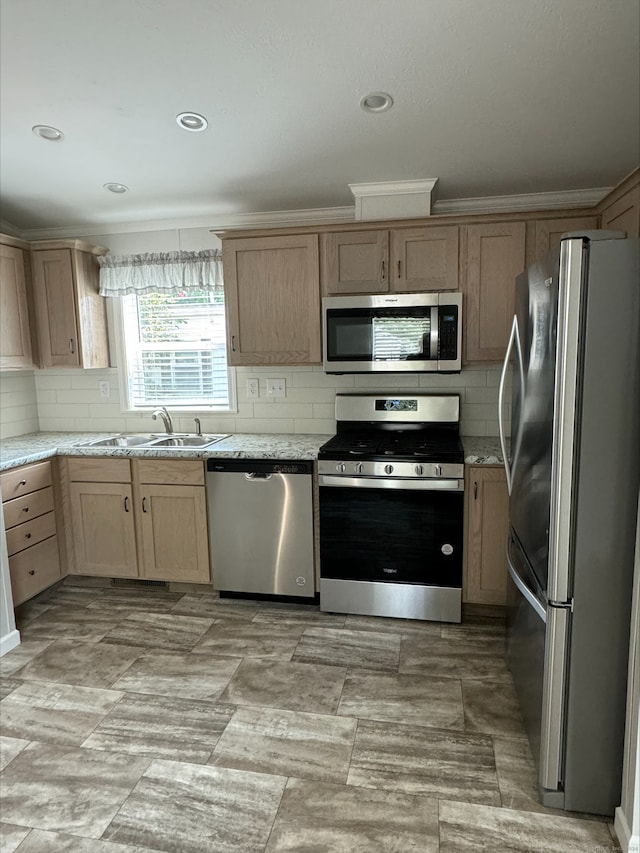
[32,364,507,437]
[0,370,39,440]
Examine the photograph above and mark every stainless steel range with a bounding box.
[318,393,465,622]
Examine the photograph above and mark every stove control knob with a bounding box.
[336,463,346,473]
[384,464,394,475]
[434,465,442,476]
[355,463,363,474]
[415,465,424,476]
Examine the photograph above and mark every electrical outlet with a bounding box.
[246,378,260,398]
[266,378,286,398]
[99,380,111,400]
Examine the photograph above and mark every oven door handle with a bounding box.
[319,475,464,492]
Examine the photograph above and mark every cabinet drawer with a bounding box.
[6,511,57,556]
[134,459,205,486]
[3,486,54,529]
[1,461,52,502]
[68,457,131,483]
[9,535,61,606]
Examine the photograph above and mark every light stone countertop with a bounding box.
[0,431,508,472]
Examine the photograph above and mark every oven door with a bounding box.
[319,476,464,587]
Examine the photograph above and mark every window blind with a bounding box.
[121,290,231,408]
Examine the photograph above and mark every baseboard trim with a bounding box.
[0,629,21,657]
[615,806,638,852]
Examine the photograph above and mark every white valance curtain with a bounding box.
[97,249,223,296]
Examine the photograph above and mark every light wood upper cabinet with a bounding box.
[321,230,389,293]
[600,179,640,237]
[321,225,459,295]
[0,236,34,370]
[223,234,321,365]
[391,226,459,291]
[463,465,509,606]
[462,221,526,363]
[532,215,598,264]
[30,240,109,369]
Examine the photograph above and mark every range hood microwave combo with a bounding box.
[322,292,462,374]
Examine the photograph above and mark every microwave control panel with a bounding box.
[439,306,459,360]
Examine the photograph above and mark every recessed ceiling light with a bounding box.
[360,92,394,113]
[103,182,129,194]
[176,112,208,132]
[32,124,64,141]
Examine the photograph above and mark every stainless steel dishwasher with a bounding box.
[206,459,315,599]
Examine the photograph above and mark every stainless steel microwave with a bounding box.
[323,292,462,373]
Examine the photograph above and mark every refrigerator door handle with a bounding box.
[499,315,523,495]
[540,604,570,791]
[506,542,547,622]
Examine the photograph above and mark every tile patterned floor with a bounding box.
[0,581,621,853]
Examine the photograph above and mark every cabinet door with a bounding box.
[0,244,33,369]
[224,234,321,365]
[463,222,526,363]
[464,466,509,605]
[391,226,459,291]
[533,216,598,263]
[321,230,389,294]
[31,249,80,367]
[70,482,138,577]
[601,183,640,237]
[137,484,210,583]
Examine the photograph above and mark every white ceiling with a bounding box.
[1,0,638,235]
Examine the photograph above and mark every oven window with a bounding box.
[319,486,463,587]
[326,308,432,362]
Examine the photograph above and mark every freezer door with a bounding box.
[507,251,560,594]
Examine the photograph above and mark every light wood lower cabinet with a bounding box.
[1,460,62,606]
[66,457,210,584]
[70,481,138,578]
[463,465,509,606]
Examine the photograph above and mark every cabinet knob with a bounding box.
[22,506,29,513]
[381,260,386,280]
[28,570,35,576]
[19,479,27,486]
[397,260,402,278]
[124,496,130,512]
[25,532,31,539]
[69,338,75,354]
[231,335,236,352]
[142,496,148,513]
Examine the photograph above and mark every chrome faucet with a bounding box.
[151,406,173,434]
[194,417,202,436]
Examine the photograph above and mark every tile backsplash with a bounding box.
[0,371,39,440]
[1,364,509,438]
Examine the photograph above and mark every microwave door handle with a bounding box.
[430,306,439,360]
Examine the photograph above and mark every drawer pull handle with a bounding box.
[124,496,130,512]
[19,480,27,486]
[474,481,478,499]
[28,570,35,576]
[69,338,75,354]
[397,260,401,278]
[25,533,31,539]
[142,497,148,513]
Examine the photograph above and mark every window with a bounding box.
[118,289,235,411]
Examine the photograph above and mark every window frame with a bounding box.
[110,295,237,415]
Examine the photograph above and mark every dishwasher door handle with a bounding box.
[245,472,273,481]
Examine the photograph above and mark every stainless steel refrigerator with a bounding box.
[499,230,640,816]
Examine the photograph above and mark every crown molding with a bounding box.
[434,186,611,215]
[13,186,613,241]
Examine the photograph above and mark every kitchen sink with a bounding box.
[80,433,230,449]
[149,434,229,448]
[83,434,165,448]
